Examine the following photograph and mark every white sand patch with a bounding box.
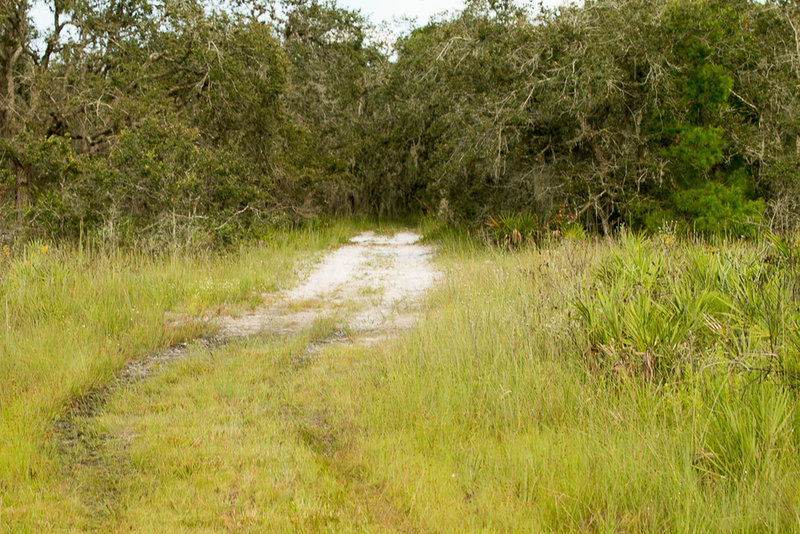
[218,231,439,338]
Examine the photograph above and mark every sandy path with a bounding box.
[83,230,437,386]
[219,230,438,339]
[54,230,439,524]
[59,230,437,400]
[58,230,438,443]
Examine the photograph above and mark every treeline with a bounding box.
[0,0,379,245]
[2,0,800,244]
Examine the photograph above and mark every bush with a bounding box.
[485,212,541,248]
[675,180,764,237]
[25,119,271,247]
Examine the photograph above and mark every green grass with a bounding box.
[4,222,800,531]
[35,320,404,531]
[0,222,359,529]
[347,228,800,531]
[70,329,358,531]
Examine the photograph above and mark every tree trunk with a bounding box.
[596,201,611,236]
[15,161,31,219]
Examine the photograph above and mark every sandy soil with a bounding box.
[218,230,438,339]
[57,230,439,455]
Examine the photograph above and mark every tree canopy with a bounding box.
[2,0,800,244]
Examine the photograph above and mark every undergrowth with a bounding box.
[4,221,800,531]
[575,230,800,385]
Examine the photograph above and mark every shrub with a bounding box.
[575,231,800,384]
[675,180,764,237]
[485,212,541,248]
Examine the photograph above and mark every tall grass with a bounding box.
[0,223,356,527]
[351,228,800,531]
[4,222,800,530]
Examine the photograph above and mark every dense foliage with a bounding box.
[2,0,800,242]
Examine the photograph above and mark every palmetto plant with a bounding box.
[575,231,800,385]
[486,212,540,249]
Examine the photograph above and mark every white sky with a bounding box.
[341,0,570,26]
[30,0,573,39]
[342,0,471,24]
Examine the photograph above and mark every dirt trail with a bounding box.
[218,230,438,339]
[57,230,438,455]
[53,230,437,530]
[55,230,438,528]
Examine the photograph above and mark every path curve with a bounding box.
[54,230,439,525]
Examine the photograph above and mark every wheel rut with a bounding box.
[54,230,438,530]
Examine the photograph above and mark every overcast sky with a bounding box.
[30,0,573,37]
[341,0,570,26]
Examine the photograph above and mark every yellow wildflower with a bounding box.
[2,245,9,257]
[39,245,48,254]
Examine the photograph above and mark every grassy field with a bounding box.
[3,223,800,531]
[0,222,359,529]
[352,227,800,531]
